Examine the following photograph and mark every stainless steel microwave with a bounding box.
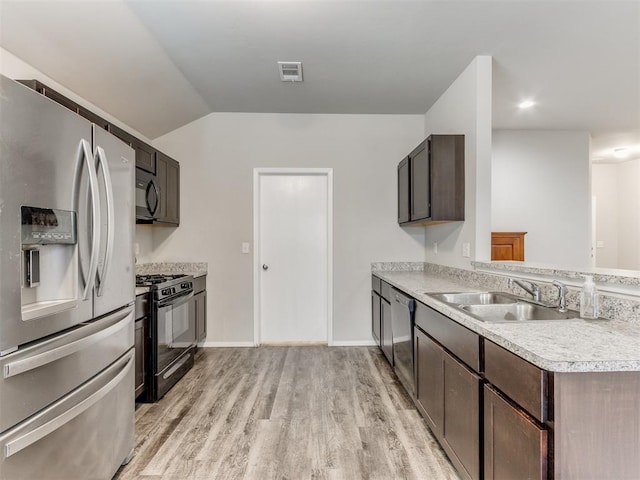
[135,168,159,222]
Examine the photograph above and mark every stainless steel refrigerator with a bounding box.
[0,75,135,479]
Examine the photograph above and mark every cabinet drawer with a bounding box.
[381,281,392,302]
[484,340,548,423]
[193,275,206,295]
[372,275,381,294]
[415,301,481,372]
[0,308,133,433]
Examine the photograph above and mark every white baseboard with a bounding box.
[200,340,378,348]
[201,341,256,348]
[330,340,378,347]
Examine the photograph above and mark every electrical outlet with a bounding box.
[242,242,250,254]
[433,241,438,254]
[462,242,471,258]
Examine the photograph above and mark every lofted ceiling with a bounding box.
[0,0,638,161]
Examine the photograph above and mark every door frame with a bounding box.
[253,168,334,346]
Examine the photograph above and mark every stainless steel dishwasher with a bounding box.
[391,287,415,396]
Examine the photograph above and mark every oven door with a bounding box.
[135,169,159,221]
[156,292,195,373]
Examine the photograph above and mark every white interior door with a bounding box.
[258,173,329,343]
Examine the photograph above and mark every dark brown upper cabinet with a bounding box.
[132,139,157,175]
[397,157,410,223]
[398,134,465,226]
[156,152,180,226]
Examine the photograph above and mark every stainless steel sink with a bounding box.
[428,291,579,322]
[461,303,576,322]
[430,291,520,305]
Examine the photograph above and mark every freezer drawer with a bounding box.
[0,305,133,433]
[0,349,134,480]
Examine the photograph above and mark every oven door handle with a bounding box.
[158,291,193,309]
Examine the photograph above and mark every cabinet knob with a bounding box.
[262,264,269,271]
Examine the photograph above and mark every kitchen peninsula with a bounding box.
[372,261,640,479]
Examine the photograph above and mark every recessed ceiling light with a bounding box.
[518,100,536,109]
[613,147,630,159]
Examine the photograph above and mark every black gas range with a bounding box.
[137,273,194,300]
[136,273,196,402]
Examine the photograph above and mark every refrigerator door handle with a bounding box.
[3,306,133,379]
[94,145,115,297]
[77,139,101,301]
[3,349,134,459]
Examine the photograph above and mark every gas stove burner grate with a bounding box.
[136,273,188,286]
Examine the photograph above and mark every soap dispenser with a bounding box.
[580,275,599,319]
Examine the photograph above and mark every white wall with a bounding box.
[152,113,426,345]
[492,130,592,268]
[594,160,640,270]
[422,56,493,268]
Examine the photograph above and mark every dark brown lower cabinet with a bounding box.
[484,385,548,480]
[415,327,444,433]
[444,354,481,480]
[371,290,381,347]
[195,290,207,344]
[134,318,146,399]
[414,326,481,480]
[381,298,393,365]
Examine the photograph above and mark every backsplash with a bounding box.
[136,262,208,277]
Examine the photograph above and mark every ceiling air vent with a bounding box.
[278,61,303,82]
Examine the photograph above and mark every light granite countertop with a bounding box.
[374,270,640,373]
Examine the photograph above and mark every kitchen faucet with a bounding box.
[508,278,541,302]
[553,280,568,312]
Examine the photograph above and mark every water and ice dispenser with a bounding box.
[20,206,79,321]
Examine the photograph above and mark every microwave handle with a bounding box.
[146,179,159,216]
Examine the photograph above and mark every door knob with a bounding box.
[262,264,269,270]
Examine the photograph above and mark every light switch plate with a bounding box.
[462,242,471,258]
[242,242,250,254]
[433,242,438,254]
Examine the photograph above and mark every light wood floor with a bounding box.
[115,346,460,480]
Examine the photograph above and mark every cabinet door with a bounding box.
[156,152,180,225]
[108,124,135,148]
[484,385,548,480]
[410,140,429,221]
[414,327,444,435]
[133,139,157,174]
[134,318,146,399]
[430,134,465,221]
[397,157,410,224]
[41,84,80,113]
[381,298,393,365]
[78,106,109,130]
[372,291,381,347]
[196,291,207,343]
[443,353,481,480]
